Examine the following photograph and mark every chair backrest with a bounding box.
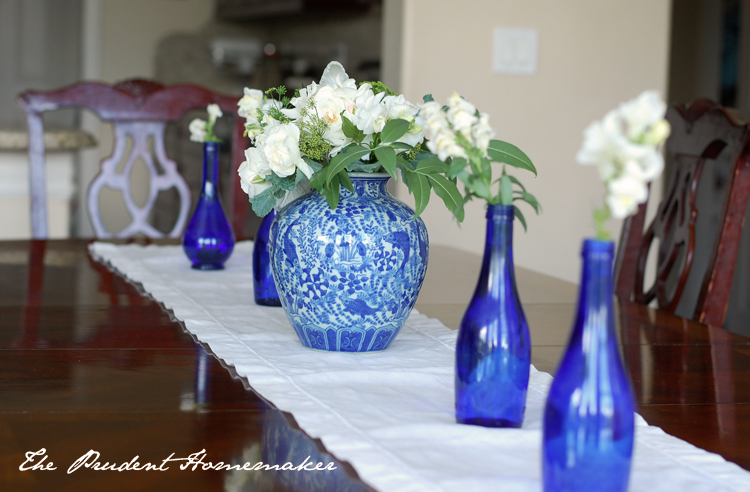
[614,99,750,328]
[18,79,250,239]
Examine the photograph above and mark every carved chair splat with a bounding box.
[614,99,750,328]
[18,79,250,239]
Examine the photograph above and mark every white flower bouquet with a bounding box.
[236,61,536,221]
[577,90,671,238]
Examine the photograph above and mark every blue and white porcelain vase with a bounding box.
[455,204,531,427]
[182,142,235,270]
[542,239,635,492]
[269,173,429,352]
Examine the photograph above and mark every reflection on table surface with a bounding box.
[1,239,749,491]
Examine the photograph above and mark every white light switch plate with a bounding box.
[493,28,538,75]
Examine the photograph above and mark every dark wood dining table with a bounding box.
[1,239,749,491]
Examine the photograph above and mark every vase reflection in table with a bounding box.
[455,204,531,427]
[542,239,635,492]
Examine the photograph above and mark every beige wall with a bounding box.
[383,0,672,283]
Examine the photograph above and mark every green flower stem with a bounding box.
[593,205,611,241]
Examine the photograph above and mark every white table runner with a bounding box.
[91,241,750,492]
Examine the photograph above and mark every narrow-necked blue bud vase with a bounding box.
[455,204,531,427]
[542,239,635,492]
[182,142,235,270]
[253,209,281,306]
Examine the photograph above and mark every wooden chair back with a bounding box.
[614,99,750,327]
[18,79,250,239]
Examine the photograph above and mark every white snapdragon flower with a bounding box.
[577,90,670,219]
[606,174,649,218]
[472,113,495,155]
[237,149,272,199]
[618,90,668,142]
[189,118,207,142]
[237,88,264,119]
[446,92,478,139]
[207,104,223,125]
[258,123,313,179]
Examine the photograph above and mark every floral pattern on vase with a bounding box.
[269,173,429,352]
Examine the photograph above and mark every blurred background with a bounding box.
[2,0,750,333]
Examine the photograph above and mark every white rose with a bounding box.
[606,174,648,218]
[384,94,418,122]
[312,86,350,148]
[237,150,272,199]
[446,92,478,139]
[319,61,357,90]
[260,123,312,178]
[237,88,264,118]
[352,89,387,135]
[207,104,223,125]
[189,118,207,142]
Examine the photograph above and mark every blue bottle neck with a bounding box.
[475,204,516,298]
[574,239,616,347]
[202,142,220,200]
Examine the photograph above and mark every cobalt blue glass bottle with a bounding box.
[253,210,281,306]
[182,142,235,270]
[542,239,635,492]
[455,204,531,427]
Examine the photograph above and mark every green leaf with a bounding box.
[380,118,410,143]
[514,206,528,232]
[341,115,364,143]
[428,174,464,222]
[447,157,468,178]
[326,146,370,184]
[374,146,398,180]
[415,156,448,175]
[309,166,329,192]
[487,139,537,175]
[410,173,431,217]
[267,173,297,191]
[463,174,492,200]
[338,169,354,193]
[499,174,513,205]
[347,161,383,172]
[515,190,541,214]
[506,174,526,192]
[423,94,434,103]
[325,173,341,209]
[389,142,414,151]
[305,157,323,174]
[249,187,277,217]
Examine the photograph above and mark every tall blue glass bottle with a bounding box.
[542,239,635,492]
[253,210,281,306]
[182,142,235,270]
[455,204,531,428]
